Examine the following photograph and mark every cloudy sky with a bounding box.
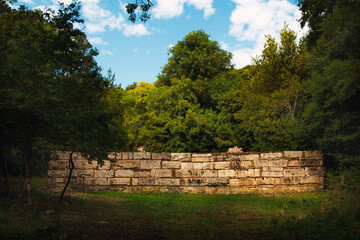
[16,0,307,87]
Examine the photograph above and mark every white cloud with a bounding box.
[229,0,308,68]
[102,50,113,56]
[187,0,215,19]
[19,0,35,5]
[122,23,151,37]
[35,0,150,37]
[145,48,153,56]
[152,0,215,19]
[219,41,230,51]
[89,37,108,45]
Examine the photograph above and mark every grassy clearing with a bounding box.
[0,178,359,240]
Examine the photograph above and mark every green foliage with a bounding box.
[125,0,153,23]
[236,25,310,151]
[301,0,360,168]
[156,30,233,103]
[0,1,126,178]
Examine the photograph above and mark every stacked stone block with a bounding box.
[48,150,325,194]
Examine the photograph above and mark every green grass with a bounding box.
[1,178,359,240]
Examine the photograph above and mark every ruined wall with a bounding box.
[48,151,325,194]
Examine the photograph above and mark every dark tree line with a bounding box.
[0,0,126,203]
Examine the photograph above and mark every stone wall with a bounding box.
[48,151,325,194]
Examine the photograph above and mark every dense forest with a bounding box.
[1,0,359,203]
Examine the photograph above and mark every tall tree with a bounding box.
[300,0,360,168]
[156,30,233,107]
[0,1,126,203]
[236,25,310,151]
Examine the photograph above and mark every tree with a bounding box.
[300,0,360,168]
[156,30,233,108]
[0,1,126,203]
[236,25,310,151]
[125,0,153,23]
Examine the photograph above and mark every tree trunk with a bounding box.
[0,151,10,196]
[19,160,25,199]
[59,151,74,202]
[24,150,32,205]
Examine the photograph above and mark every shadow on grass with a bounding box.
[0,178,359,240]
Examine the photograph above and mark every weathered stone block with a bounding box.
[158,178,180,186]
[255,177,275,185]
[284,168,305,177]
[152,153,171,160]
[181,178,203,186]
[132,178,139,185]
[202,162,215,170]
[230,178,256,186]
[254,159,268,167]
[288,160,300,167]
[260,152,283,159]
[72,169,94,177]
[201,170,218,178]
[48,160,68,170]
[55,177,66,184]
[305,167,324,176]
[175,170,201,178]
[263,167,283,172]
[181,162,202,170]
[84,178,110,186]
[107,152,116,160]
[194,153,212,158]
[262,171,283,177]
[268,160,288,167]
[99,160,111,170]
[138,178,157,185]
[54,151,70,160]
[203,178,228,186]
[192,157,212,162]
[284,151,303,158]
[303,150,323,159]
[247,168,261,177]
[95,170,114,178]
[151,169,173,178]
[111,178,131,185]
[140,160,161,169]
[236,170,248,178]
[116,152,134,160]
[211,153,228,161]
[48,170,69,178]
[115,170,134,178]
[240,154,259,161]
[171,153,192,161]
[214,162,230,169]
[113,160,140,169]
[240,161,254,169]
[274,177,300,185]
[300,176,324,184]
[299,159,323,167]
[83,178,96,185]
[81,160,99,170]
[134,152,152,160]
[134,171,151,178]
[162,161,181,169]
[218,170,236,178]
[230,154,240,161]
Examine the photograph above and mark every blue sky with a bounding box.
[16,0,307,87]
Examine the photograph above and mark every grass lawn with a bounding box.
[0,177,359,240]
